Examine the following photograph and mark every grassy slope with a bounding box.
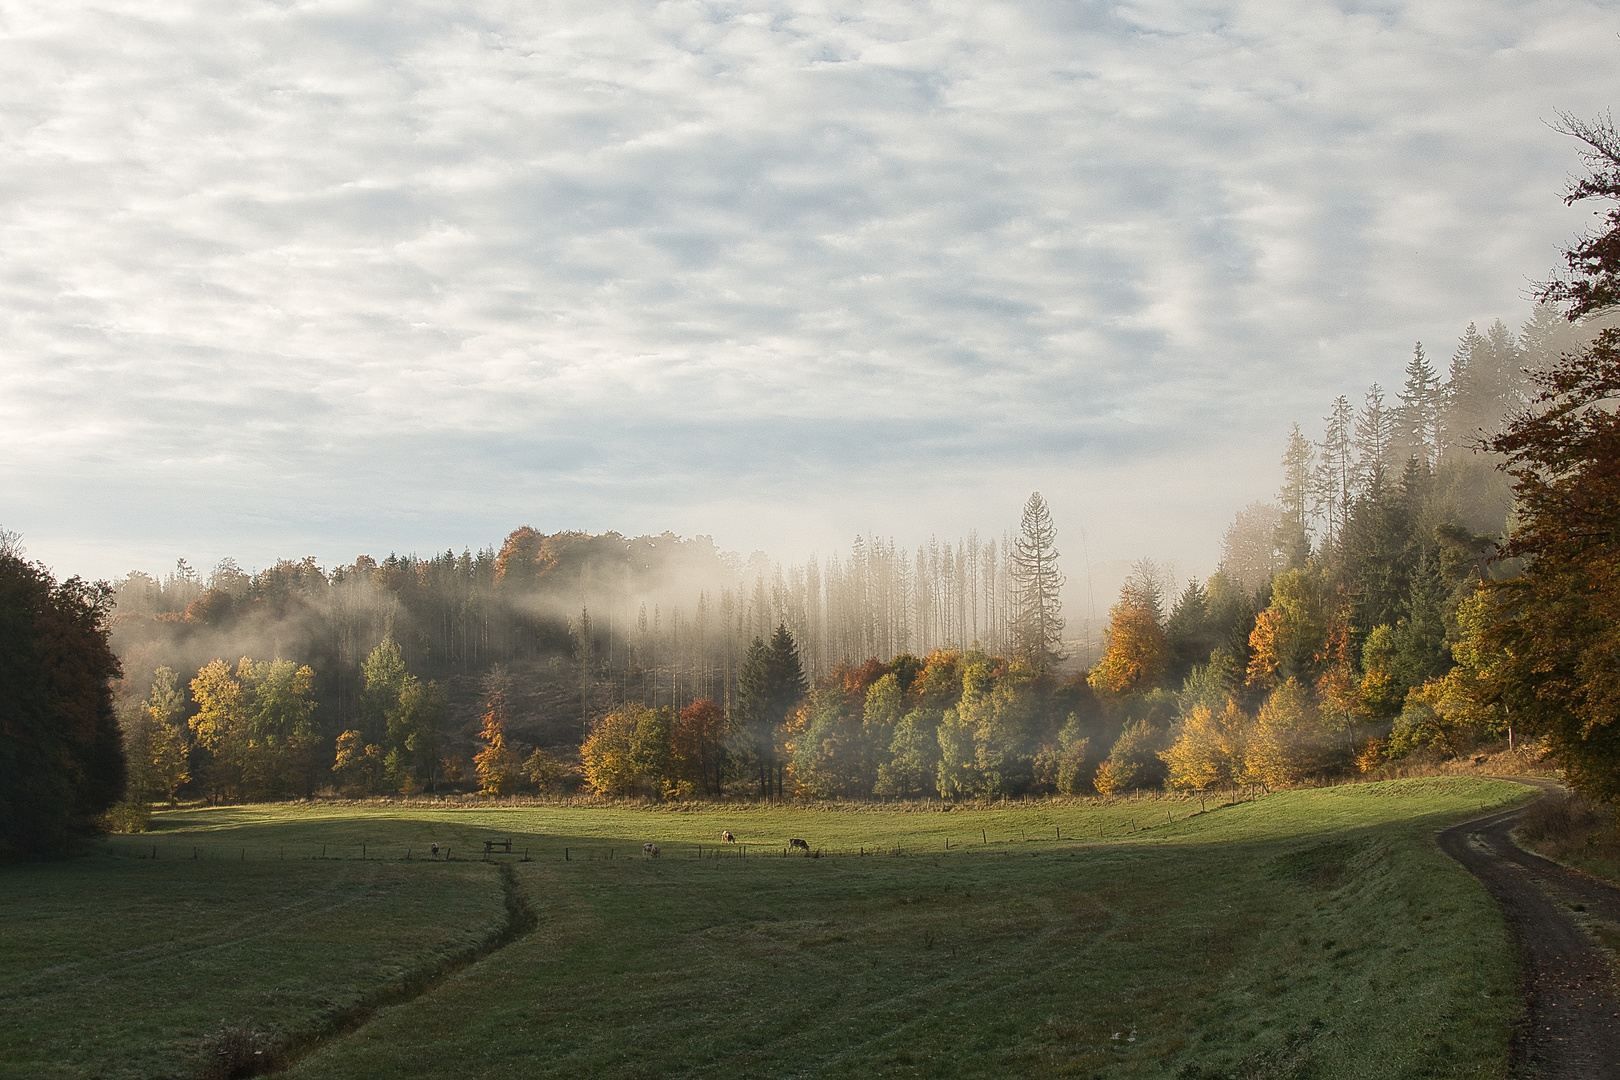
[269,777,1529,1080]
[0,853,505,1080]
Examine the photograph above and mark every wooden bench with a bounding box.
[483,838,513,855]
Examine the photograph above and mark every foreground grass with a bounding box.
[1,778,1531,1079]
[0,856,505,1080]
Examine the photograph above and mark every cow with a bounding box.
[721,830,736,843]
[643,843,661,857]
[788,838,810,852]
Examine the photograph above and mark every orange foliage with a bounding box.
[1087,598,1167,696]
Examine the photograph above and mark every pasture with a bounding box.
[0,778,1531,1079]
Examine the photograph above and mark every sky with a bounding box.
[2,0,1617,595]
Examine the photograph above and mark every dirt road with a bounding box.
[1437,782,1620,1078]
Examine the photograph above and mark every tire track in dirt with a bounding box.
[1437,781,1620,1079]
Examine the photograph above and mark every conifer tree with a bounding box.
[1277,424,1313,568]
[1313,396,1355,547]
[1353,384,1394,497]
[735,625,807,798]
[1394,343,1441,466]
[1009,492,1064,671]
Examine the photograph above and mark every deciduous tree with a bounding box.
[1484,112,1620,802]
[0,540,125,855]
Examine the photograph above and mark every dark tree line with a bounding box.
[1485,113,1620,803]
[0,534,125,856]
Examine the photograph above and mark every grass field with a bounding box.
[0,778,1533,1079]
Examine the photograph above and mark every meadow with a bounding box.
[0,777,1532,1080]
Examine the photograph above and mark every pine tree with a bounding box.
[735,624,807,798]
[1313,396,1355,548]
[1277,424,1313,569]
[1010,492,1065,671]
[1394,343,1441,466]
[1353,383,1394,498]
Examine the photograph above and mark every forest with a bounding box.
[95,299,1603,813]
[10,119,1619,839]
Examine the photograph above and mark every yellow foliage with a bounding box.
[1162,700,1247,790]
[1245,570,1324,690]
[580,709,640,796]
[187,659,245,751]
[1244,680,1322,788]
[1087,597,1167,696]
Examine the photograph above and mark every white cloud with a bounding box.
[2,0,1616,582]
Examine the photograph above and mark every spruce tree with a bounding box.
[1353,384,1394,497]
[1313,396,1355,548]
[1277,424,1313,569]
[1010,492,1065,672]
[735,624,807,798]
[1394,343,1441,466]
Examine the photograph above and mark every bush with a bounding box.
[102,801,151,834]
[199,1022,283,1080]
[1518,790,1606,845]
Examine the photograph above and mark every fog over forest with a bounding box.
[7,3,1620,811]
[76,290,1607,804]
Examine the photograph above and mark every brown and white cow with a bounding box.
[788,838,810,851]
[721,830,736,843]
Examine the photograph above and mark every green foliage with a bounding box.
[1044,713,1094,795]
[118,666,191,807]
[874,709,939,798]
[359,637,408,744]
[188,657,320,801]
[1245,569,1324,690]
[522,748,563,794]
[0,547,125,857]
[736,625,808,798]
[1094,720,1168,794]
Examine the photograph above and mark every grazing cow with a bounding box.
[788,838,810,852]
[721,830,736,843]
[643,843,661,857]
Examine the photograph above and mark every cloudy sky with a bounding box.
[2,0,1616,589]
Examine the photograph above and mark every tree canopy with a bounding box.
[0,538,125,856]
[1484,113,1620,802]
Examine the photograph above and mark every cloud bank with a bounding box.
[2,0,1616,584]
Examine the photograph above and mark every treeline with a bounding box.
[0,534,125,855]
[103,300,1599,808]
[90,114,1620,811]
[110,525,1032,733]
[1074,303,1603,794]
[103,493,1066,804]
